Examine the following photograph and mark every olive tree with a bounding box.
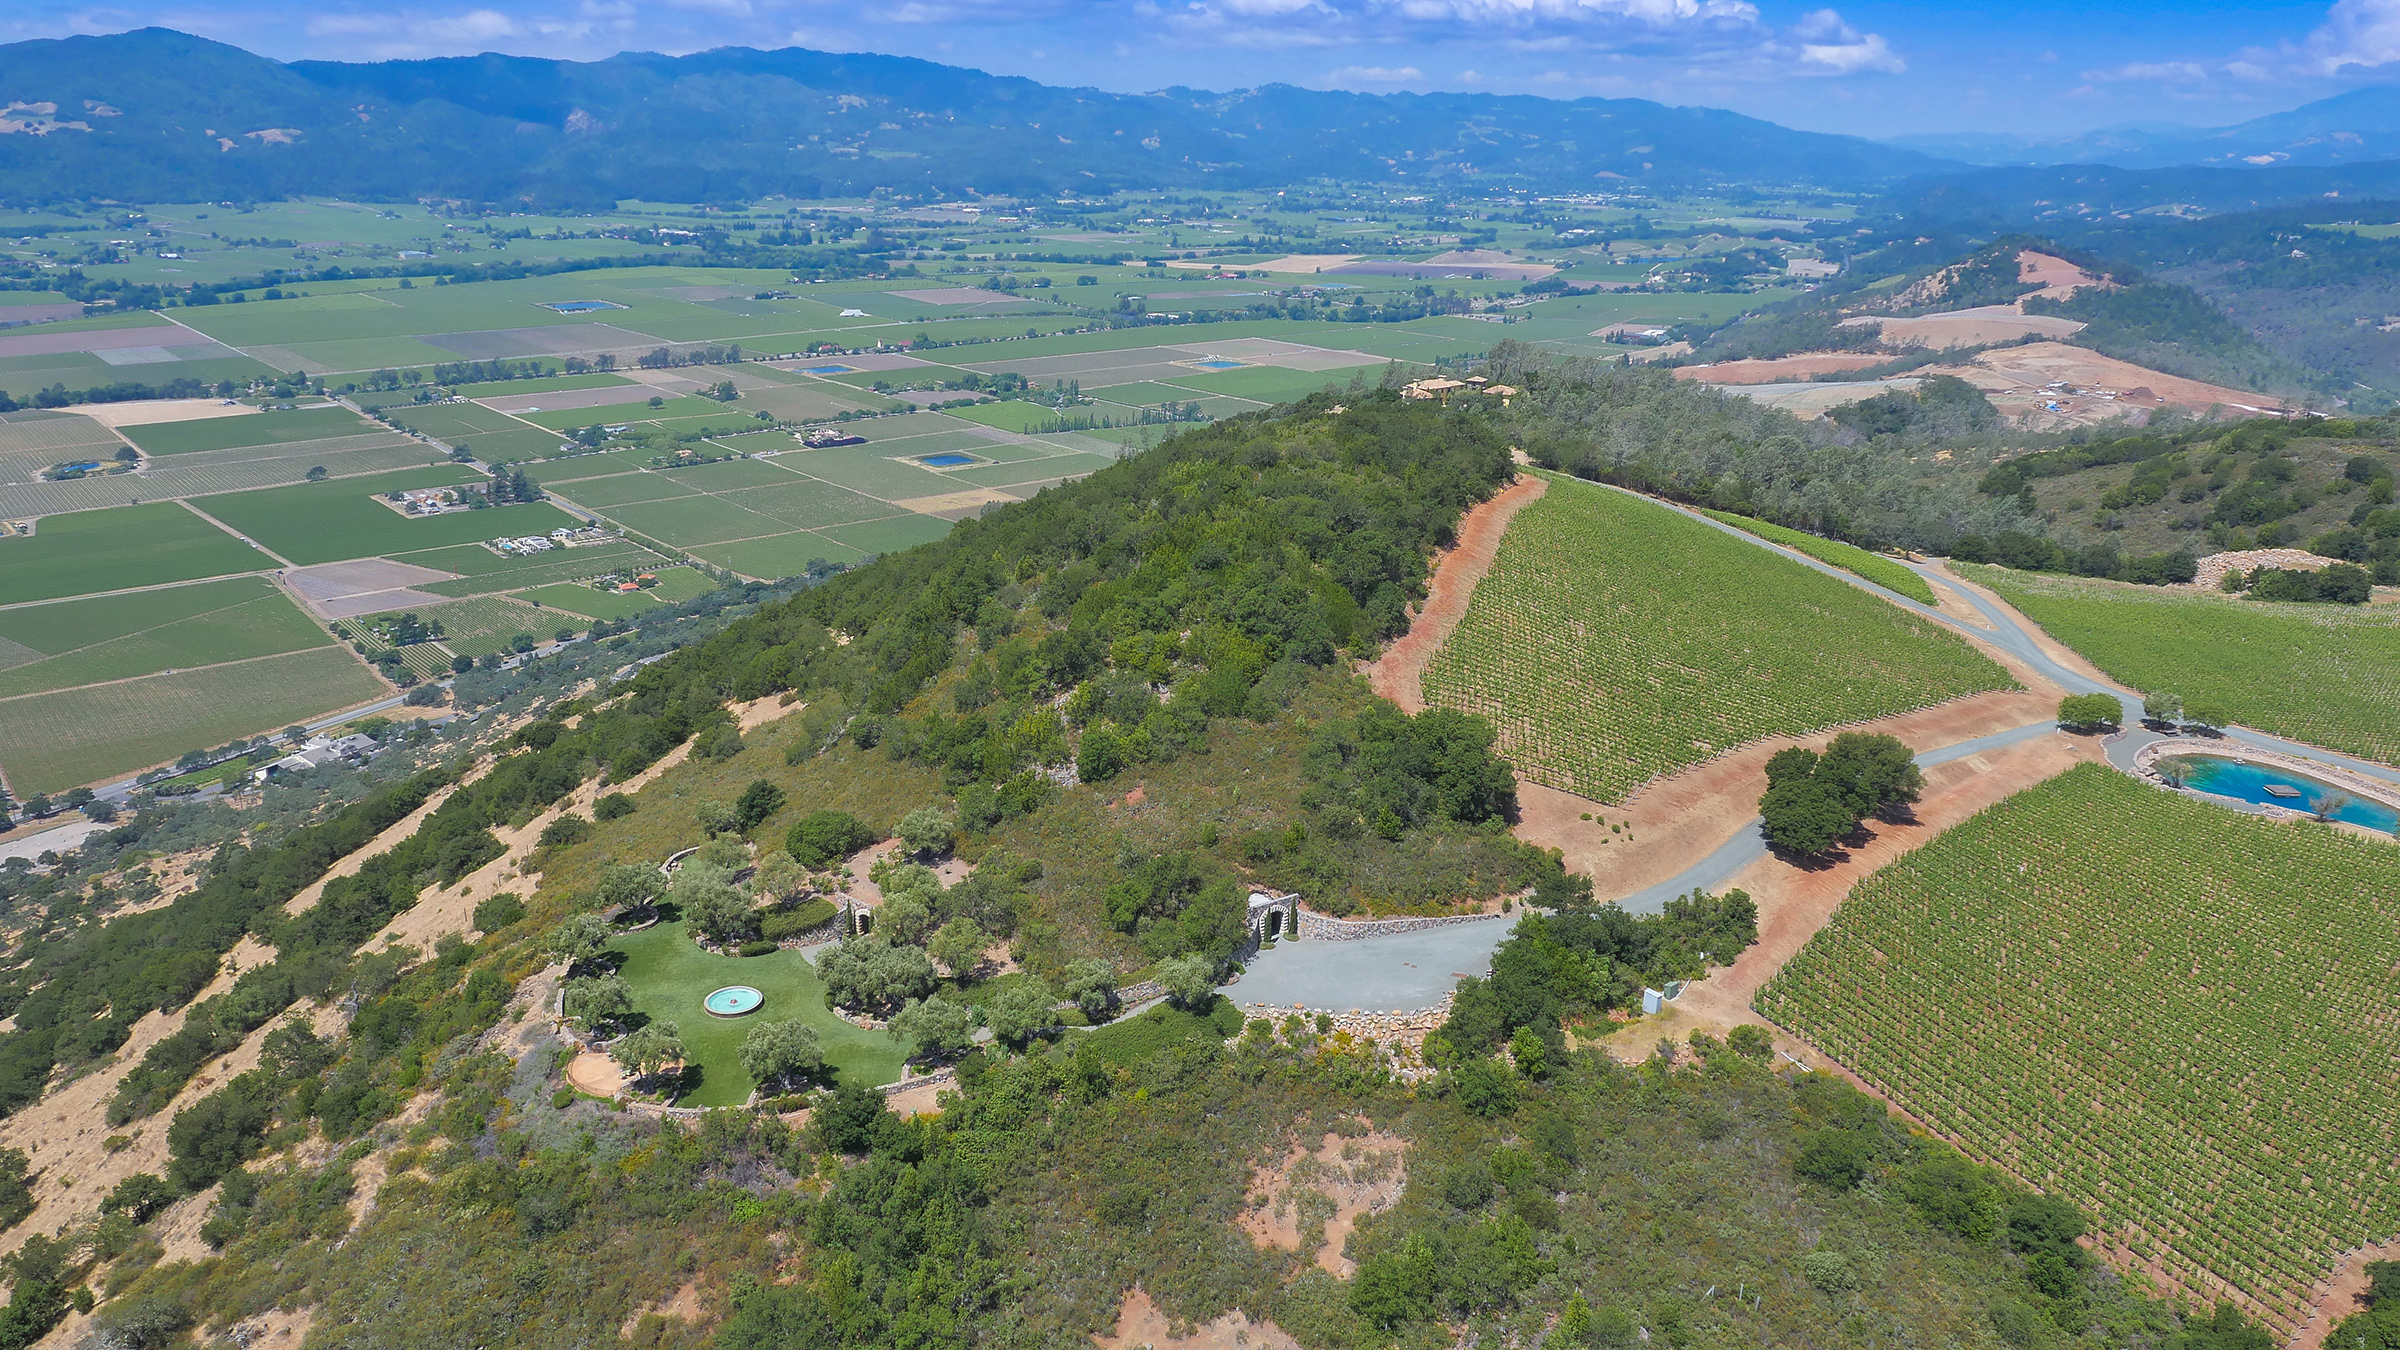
[890,996,976,1061]
[738,1019,824,1093]
[754,851,808,903]
[594,861,664,918]
[929,917,986,977]
[562,973,634,1031]
[1061,958,1119,1020]
[896,805,956,859]
[1156,953,1218,1010]
[818,939,938,1015]
[547,913,616,973]
[982,981,1059,1051]
[609,1022,684,1088]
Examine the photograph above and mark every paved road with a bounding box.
[1216,483,2285,1013]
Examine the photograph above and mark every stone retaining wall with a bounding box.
[1296,909,1510,941]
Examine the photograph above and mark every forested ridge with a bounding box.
[0,387,2293,1350]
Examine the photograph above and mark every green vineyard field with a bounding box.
[1699,508,1939,605]
[1964,564,2400,765]
[1421,475,2013,802]
[1759,763,2400,1338]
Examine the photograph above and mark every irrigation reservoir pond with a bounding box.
[2164,755,2400,833]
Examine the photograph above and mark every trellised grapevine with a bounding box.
[1422,475,2014,803]
[1761,764,2400,1338]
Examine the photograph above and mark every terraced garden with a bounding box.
[1421,475,2013,802]
[1759,764,2400,1340]
[1964,564,2400,764]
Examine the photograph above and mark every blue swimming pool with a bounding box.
[917,453,978,467]
[58,461,99,472]
[2164,755,2400,833]
[1189,359,1244,370]
[799,364,855,375]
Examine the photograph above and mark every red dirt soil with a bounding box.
[1094,1288,1300,1350]
[2292,1240,2400,1350]
[1671,353,1890,384]
[1359,473,1546,713]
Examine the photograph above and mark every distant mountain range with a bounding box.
[0,28,1949,205]
[1886,85,2400,169]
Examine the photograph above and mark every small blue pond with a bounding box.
[799,364,855,375]
[58,461,100,472]
[1189,359,1245,370]
[703,985,763,1018]
[917,453,979,467]
[542,300,625,314]
[2165,755,2400,833]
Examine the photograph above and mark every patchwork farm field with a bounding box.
[0,577,333,698]
[119,405,373,455]
[0,501,268,603]
[1759,764,2400,1339]
[1963,565,2400,764]
[0,646,386,792]
[1421,475,2014,802]
[192,467,575,566]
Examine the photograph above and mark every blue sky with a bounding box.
[8,0,2399,137]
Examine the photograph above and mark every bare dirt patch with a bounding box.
[2016,249,2114,303]
[620,1277,712,1340]
[1930,342,2284,427]
[1175,255,1362,275]
[1512,686,2064,904]
[566,1051,624,1098]
[281,558,463,621]
[2293,1239,2400,1350]
[1095,1287,1302,1350]
[1672,353,1890,384]
[1359,474,1545,713]
[212,1307,314,1349]
[284,779,466,916]
[2188,548,2350,591]
[1238,1127,1407,1277]
[1848,307,2085,349]
[69,400,261,431]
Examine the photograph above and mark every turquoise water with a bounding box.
[703,985,763,1017]
[917,453,977,467]
[2166,756,2400,833]
[800,364,854,374]
[1190,359,1244,370]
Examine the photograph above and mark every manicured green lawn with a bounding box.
[610,919,906,1105]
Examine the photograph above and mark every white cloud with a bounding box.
[1799,30,1900,74]
[2307,0,2400,71]
[1325,63,1423,82]
[2079,59,2208,81]
[1377,0,1759,25]
[665,0,754,15]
